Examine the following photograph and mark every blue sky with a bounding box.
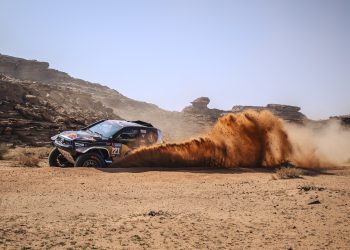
[1,0,349,119]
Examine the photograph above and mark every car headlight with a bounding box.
[75,142,86,147]
[51,135,58,141]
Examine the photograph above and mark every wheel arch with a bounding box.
[79,147,110,160]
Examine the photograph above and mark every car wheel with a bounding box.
[74,153,106,168]
[49,147,73,167]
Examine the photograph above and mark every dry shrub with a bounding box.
[27,147,52,159]
[275,167,303,179]
[17,150,40,167]
[3,146,52,167]
[5,147,51,160]
[0,144,10,160]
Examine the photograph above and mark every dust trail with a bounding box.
[286,120,350,167]
[113,110,293,168]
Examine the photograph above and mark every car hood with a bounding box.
[51,130,101,141]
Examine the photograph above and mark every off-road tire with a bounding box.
[74,153,106,168]
[49,147,72,167]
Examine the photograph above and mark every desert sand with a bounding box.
[0,161,349,249]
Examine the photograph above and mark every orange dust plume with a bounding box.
[113,110,293,168]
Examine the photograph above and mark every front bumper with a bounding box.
[53,136,75,164]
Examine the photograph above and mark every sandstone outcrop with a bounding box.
[182,97,227,120]
[330,115,350,126]
[232,104,306,123]
[184,97,307,123]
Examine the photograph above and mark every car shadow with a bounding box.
[95,165,336,176]
[96,166,273,174]
[300,167,336,176]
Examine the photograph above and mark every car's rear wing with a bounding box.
[130,120,154,127]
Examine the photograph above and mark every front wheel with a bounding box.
[48,147,73,167]
[74,153,106,168]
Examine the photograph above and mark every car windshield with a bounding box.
[87,120,123,138]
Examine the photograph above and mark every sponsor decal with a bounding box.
[62,131,78,139]
[112,143,122,155]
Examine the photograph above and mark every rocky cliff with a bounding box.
[0,74,118,145]
[0,54,70,83]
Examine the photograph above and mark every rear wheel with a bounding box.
[74,153,106,168]
[48,147,73,167]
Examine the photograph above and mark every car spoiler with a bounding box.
[131,120,154,127]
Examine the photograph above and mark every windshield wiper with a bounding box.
[87,129,103,137]
[92,131,104,137]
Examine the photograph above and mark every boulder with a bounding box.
[25,95,41,105]
[191,97,210,109]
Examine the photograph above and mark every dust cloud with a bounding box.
[286,120,350,167]
[113,110,350,169]
[114,110,292,168]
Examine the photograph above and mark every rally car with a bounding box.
[49,119,163,168]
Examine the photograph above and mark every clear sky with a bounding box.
[1,0,349,119]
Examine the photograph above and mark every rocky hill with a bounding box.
[0,54,212,145]
[0,74,118,145]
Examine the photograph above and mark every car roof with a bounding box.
[106,120,148,128]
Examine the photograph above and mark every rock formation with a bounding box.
[0,74,118,146]
[182,97,227,120]
[183,97,306,123]
[0,54,70,83]
[232,104,306,123]
[329,115,350,126]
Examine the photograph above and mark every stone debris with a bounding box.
[307,198,321,205]
[298,184,325,192]
[145,210,166,217]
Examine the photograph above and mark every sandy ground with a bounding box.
[0,161,349,249]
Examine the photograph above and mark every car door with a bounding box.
[110,127,140,159]
[116,127,142,147]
